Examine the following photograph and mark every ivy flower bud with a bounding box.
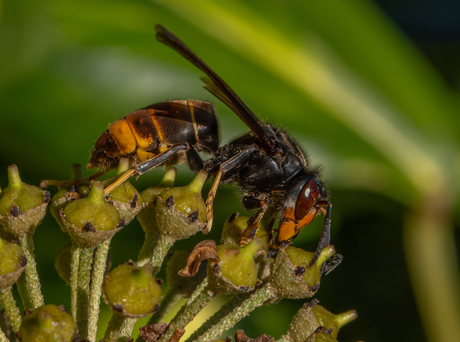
[210,239,263,292]
[221,214,269,251]
[103,263,162,317]
[155,170,207,240]
[307,330,337,342]
[60,181,124,248]
[0,237,27,292]
[286,300,357,342]
[311,304,358,340]
[50,165,89,232]
[18,304,77,342]
[54,244,72,284]
[180,239,264,294]
[159,170,207,220]
[0,165,49,237]
[106,159,144,224]
[138,168,176,234]
[269,246,337,299]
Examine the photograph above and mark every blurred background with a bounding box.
[1,0,460,341]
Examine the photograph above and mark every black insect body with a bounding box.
[91,25,332,265]
[152,25,332,265]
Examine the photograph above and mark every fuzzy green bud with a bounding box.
[312,305,358,339]
[310,331,337,342]
[221,214,269,250]
[141,168,176,205]
[108,180,142,206]
[159,170,207,222]
[269,246,337,299]
[0,165,44,216]
[50,165,90,232]
[215,239,262,289]
[0,237,26,291]
[64,181,120,231]
[0,165,49,237]
[54,244,72,284]
[285,300,357,342]
[138,168,176,234]
[154,171,207,240]
[60,182,124,248]
[0,237,23,276]
[106,159,144,223]
[18,304,77,342]
[285,246,336,288]
[103,263,162,317]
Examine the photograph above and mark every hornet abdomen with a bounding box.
[87,99,219,170]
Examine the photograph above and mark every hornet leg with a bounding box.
[239,200,269,246]
[204,144,258,233]
[308,202,332,268]
[103,144,190,196]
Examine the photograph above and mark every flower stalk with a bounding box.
[0,328,9,342]
[70,242,80,320]
[88,238,112,342]
[193,282,278,342]
[76,246,93,340]
[0,164,357,341]
[0,288,22,332]
[157,277,216,342]
[16,234,43,310]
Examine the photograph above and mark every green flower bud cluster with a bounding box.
[0,163,359,342]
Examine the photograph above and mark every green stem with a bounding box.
[187,170,207,193]
[117,318,137,342]
[103,313,126,342]
[16,235,43,310]
[404,204,460,342]
[88,182,104,205]
[276,336,292,342]
[194,283,277,342]
[7,165,22,190]
[135,289,183,342]
[158,278,215,342]
[76,247,94,340]
[137,231,159,267]
[149,288,182,325]
[0,327,9,342]
[0,288,21,332]
[87,239,111,342]
[185,292,251,342]
[70,242,80,320]
[146,234,176,275]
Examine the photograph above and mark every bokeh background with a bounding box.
[1,1,460,341]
